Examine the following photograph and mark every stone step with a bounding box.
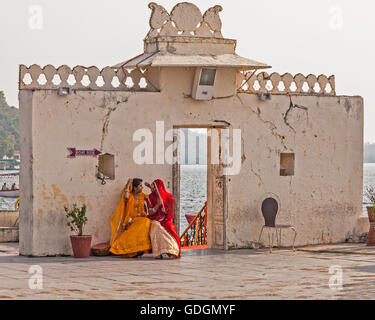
[0,227,19,243]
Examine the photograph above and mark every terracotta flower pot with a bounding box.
[366,207,375,246]
[70,235,92,258]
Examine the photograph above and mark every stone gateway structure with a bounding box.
[19,2,367,256]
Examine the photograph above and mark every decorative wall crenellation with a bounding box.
[238,71,336,96]
[19,64,158,92]
[20,65,336,96]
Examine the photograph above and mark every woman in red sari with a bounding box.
[145,179,181,259]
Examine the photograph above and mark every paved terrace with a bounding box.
[0,243,374,300]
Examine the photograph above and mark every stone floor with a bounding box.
[0,242,375,300]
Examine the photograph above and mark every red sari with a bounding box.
[147,179,181,257]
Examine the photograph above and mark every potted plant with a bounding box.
[364,186,375,246]
[65,204,91,258]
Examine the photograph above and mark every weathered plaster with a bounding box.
[19,68,366,255]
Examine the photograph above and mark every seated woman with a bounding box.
[109,178,152,258]
[146,179,181,259]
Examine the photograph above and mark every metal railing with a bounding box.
[180,202,207,248]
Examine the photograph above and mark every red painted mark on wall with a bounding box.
[67,148,101,158]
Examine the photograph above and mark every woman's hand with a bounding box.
[157,197,162,206]
[145,182,152,189]
[124,179,133,200]
[124,189,130,200]
[122,218,133,230]
[126,179,133,188]
[156,191,163,204]
[150,205,160,215]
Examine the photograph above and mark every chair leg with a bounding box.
[291,227,297,252]
[268,228,272,253]
[258,226,265,248]
[276,228,279,248]
[275,228,279,248]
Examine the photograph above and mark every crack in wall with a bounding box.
[183,93,236,100]
[241,134,246,164]
[250,162,263,186]
[213,120,231,127]
[283,96,309,133]
[212,94,237,100]
[236,95,289,151]
[100,95,129,150]
[344,99,352,115]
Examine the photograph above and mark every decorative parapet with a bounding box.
[146,2,224,39]
[19,64,158,92]
[238,71,336,96]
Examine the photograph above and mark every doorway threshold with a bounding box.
[181,245,208,250]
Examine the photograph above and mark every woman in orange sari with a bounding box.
[109,178,152,258]
[146,179,181,259]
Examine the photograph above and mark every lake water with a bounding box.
[179,165,207,232]
[1,163,374,227]
[0,170,19,211]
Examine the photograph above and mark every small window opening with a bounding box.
[280,153,295,176]
[98,154,115,180]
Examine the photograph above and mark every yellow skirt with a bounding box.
[110,217,151,256]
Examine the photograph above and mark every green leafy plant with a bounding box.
[0,91,19,158]
[365,186,375,209]
[64,204,88,236]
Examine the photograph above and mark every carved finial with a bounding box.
[203,5,223,37]
[170,2,202,36]
[148,2,170,29]
[145,2,224,39]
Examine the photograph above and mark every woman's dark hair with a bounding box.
[132,178,143,189]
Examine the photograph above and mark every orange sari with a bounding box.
[109,188,151,257]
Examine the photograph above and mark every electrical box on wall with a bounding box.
[192,67,217,100]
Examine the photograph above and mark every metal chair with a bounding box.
[258,197,297,252]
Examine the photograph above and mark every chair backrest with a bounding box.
[261,197,279,227]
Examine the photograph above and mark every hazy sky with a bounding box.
[0,0,374,142]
